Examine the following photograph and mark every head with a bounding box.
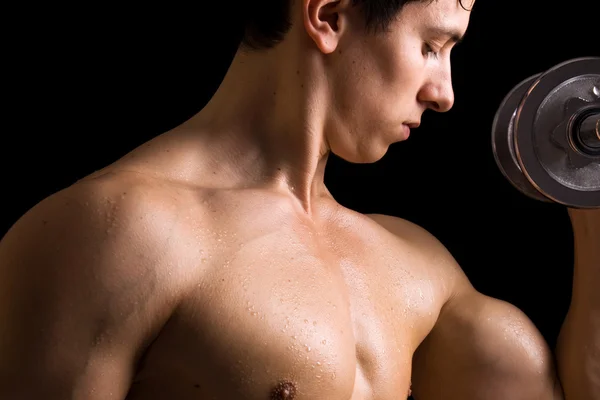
[239,0,474,163]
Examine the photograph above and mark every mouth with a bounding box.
[400,122,420,139]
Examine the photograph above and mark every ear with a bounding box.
[302,0,351,54]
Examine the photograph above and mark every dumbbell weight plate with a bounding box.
[492,73,550,202]
[514,57,600,208]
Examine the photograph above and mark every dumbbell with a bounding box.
[492,57,600,208]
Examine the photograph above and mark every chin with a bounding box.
[333,143,390,164]
[328,126,394,164]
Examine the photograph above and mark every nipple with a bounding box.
[270,380,297,400]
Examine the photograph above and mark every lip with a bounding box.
[401,124,411,138]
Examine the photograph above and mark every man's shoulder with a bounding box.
[366,213,437,243]
[365,213,472,293]
[4,169,209,283]
[365,213,452,259]
[0,170,197,395]
[47,169,190,238]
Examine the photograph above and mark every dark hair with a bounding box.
[241,0,470,51]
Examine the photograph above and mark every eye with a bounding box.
[423,43,439,59]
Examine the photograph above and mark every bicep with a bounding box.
[0,189,172,399]
[368,214,564,399]
[411,291,564,400]
[0,257,131,399]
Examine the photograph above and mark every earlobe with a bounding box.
[302,0,348,54]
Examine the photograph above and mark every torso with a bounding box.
[80,134,452,400]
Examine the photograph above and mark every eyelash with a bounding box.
[423,43,439,59]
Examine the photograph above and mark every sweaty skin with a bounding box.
[0,136,562,400]
[1,0,566,399]
[1,151,447,399]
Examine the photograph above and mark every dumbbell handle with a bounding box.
[578,112,600,149]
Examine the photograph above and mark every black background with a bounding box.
[3,0,598,359]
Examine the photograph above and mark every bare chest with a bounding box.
[128,214,441,400]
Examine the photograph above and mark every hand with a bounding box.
[567,208,600,229]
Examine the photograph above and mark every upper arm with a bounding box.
[411,291,564,399]
[368,214,564,400]
[0,183,179,399]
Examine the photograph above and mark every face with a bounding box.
[320,0,473,163]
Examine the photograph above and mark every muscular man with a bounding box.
[1,0,598,399]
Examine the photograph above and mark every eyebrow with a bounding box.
[428,27,466,45]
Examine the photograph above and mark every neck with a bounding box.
[180,43,333,213]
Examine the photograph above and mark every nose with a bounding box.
[418,69,455,113]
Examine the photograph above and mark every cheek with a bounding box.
[329,47,377,122]
[369,36,421,83]
[361,41,424,118]
[329,39,423,133]
[387,46,425,101]
[334,49,392,107]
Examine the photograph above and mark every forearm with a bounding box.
[556,209,600,400]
